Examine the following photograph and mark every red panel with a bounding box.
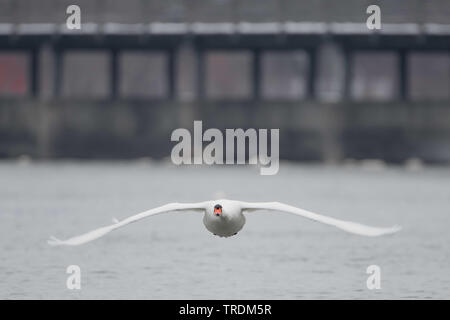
[0,53,28,96]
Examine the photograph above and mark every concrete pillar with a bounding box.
[175,41,198,127]
[252,49,261,101]
[316,42,347,102]
[110,49,119,99]
[53,48,63,98]
[176,41,197,102]
[29,47,40,98]
[196,48,205,101]
[399,49,409,101]
[38,44,55,101]
[306,48,317,100]
[167,49,176,100]
[315,41,346,163]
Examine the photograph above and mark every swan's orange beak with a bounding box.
[214,206,222,216]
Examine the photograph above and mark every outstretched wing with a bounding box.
[48,202,207,246]
[241,201,401,237]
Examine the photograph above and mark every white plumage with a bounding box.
[48,199,401,246]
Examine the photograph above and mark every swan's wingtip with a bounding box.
[385,225,402,235]
[47,236,64,246]
[365,225,402,237]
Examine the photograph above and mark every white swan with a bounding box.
[48,199,401,246]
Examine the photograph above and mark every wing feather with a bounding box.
[241,201,401,237]
[48,202,206,246]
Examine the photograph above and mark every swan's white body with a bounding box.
[203,200,246,237]
[48,199,401,246]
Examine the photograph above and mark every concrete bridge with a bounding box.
[0,0,449,163]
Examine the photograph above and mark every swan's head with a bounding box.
[214,204,222,217]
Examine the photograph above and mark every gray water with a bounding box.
[0,160,449,299]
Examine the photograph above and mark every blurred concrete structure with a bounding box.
[0,0,450,163]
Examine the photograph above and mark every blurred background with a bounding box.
[0,0,449,162]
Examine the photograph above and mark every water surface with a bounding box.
[0,161,449,299]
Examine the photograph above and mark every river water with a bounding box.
[0,160,449,299]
